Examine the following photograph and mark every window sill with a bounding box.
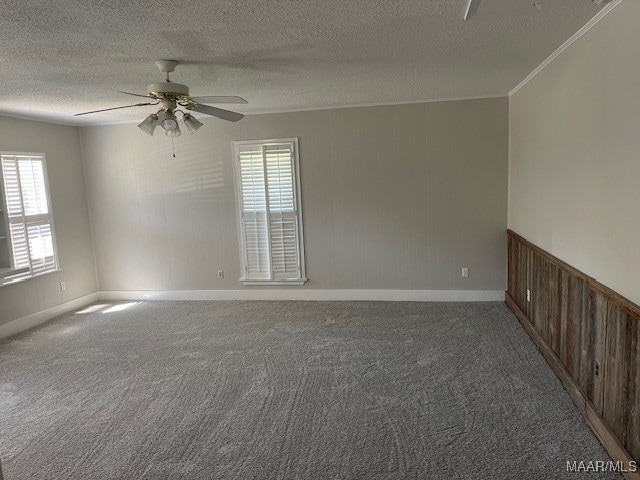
[0,267,61,287]
[0,266,28,277]
[240,278,308,286]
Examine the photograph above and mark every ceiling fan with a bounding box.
[75,59,247,137]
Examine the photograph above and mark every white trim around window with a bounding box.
[0,152,60,286]
[232,138,307,285]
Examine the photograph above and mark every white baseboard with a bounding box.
[0,289,504,341]
[0,292,100,340]
[99,289,505,302]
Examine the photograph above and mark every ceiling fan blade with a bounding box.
[118,91,151,99]
[464,0,481,20]
[190,96,248,104]
[75,102,158,116]
[188,103,244,122]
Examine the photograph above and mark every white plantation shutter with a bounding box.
[239,147,270,279]
[8,223,30,270]
[0,154,58,283]
[235,139,305,283]
[265,145,299,279]
[18,159,49,216]
[27,224,56,274]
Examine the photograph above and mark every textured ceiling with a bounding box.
[0,0,605,125]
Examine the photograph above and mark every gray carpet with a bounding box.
[0,301,618,479]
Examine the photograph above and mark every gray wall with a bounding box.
[81,98,508,292]
[509,0,640,305]
[0,117,97,325]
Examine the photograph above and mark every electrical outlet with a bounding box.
[60,282,66,291]
[526,289,531,302]
[217,270,224,279]
[461,267,469,278]
[594,361,600,377]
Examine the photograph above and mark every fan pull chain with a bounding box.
[171,136,176,158]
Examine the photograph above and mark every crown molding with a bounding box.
[508,0,623,97]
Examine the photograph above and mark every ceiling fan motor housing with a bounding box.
[147,82,190,98]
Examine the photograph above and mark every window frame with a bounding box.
[232,138,307,286]
[0,151,60,286]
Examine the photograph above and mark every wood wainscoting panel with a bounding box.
[506,230,640,479]
[547,261,562,359]
[566,274,586,380]
[532,253,549,342]
[603,304,638,452]
[588,290,608,415]
[630,322,640,462]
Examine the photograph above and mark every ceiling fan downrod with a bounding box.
[155,59,178,83]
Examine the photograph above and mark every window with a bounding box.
[233,139,306,285]
[0,153,58,285]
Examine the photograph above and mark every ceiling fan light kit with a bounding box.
[157,110,179,131]
[183,114,204,134]
[137,114,158,135]
[76,59,247,137]
[164,125,182,137]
